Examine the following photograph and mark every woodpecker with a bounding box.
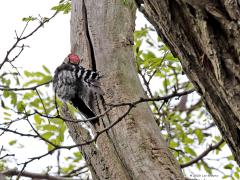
[53,53,103,121]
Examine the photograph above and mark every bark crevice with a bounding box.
[82,0,97,71]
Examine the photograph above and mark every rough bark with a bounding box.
[61,104,105,180]
[68,0,184,179]
[138,0,240,165]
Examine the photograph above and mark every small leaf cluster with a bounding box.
[51,0,71,14]
[22,16,37,22]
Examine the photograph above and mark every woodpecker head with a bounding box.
[64,53,81,65]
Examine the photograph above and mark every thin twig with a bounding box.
[0,153,15,160]
[3,169,76,180]
[0,80,51,91]
[6,89,195,168]
[0,12,58,70]
[62,165,88,177]
[0,127,38,138]
[35,89,50,123]
[180,139,225,168]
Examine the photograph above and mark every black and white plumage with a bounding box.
[53,54,103,120]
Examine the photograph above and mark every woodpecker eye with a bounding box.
[68,54,80,64]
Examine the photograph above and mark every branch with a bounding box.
[3,89,195,169]
[109,89,195,107]
[35,89,50,123]
[0,153,15,160]
[16,103,134,167]
[180,138,225,168]
[64,88,190,149]
[1,169,77,180]
[0,127,38,138]
[62,165,88,177]
[34,106,113,123]
[0,80,51,91]
[138,69,163,120]
[2,89,195,147]
[0,12,58,70]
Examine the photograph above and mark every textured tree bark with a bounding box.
[138,0,240,165]
[69,0,184,179]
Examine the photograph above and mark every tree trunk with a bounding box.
[66,0,184,179]
[138,0,240,165]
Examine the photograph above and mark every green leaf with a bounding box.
[50,118,62,125]
[22,16,37,22]
[183,137,194,144]
[67,103,79,114]
[30,72,45,77]
[169,140,178,148]
[4,117,11,121]
[48,144,55,151]
[184,146,197,157]
[223,175,230,179]
[163,78,170,89]
[175,124,184,134]
[159,44,169,52]
[52,138,61,146]
[142,51,156,60]
[17,101,25,112]
[203,162,212,174]
[3,112,11,117]
[73,151,82,158]
[10,92,17,106]
[42,65,51,74]
[23,91,36,100]
[41,76,52,84]
[30,98,41,108]
[224,164,233,169]
[234,171,240,179]
[165,53,178,62]
[227,155,234,161]
[196,162,201,170]
[42,132,54,140]
[42,124,58,131]
[9,140,17,145]
[195,129,204,144]
[57,133,64,143]
[214,136,221,142]
[23,79,39,87]
[51,2,71,14]
[3,90,10,98]
[62,164,75,173]
[59,122,66,135]
[134,26,149,38]
[34,114,43,125]
[24,71,33,77]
